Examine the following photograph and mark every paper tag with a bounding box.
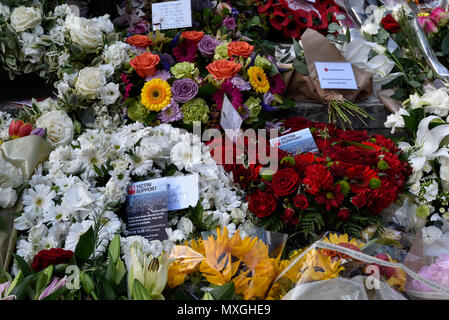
[152,0,192,31]
[220,94,243,143]
[315,61,358,90]
[269,128,318,155]
[166,174,199,211]
[125,180,168,241]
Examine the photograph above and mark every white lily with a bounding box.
[361,6,386,35]
[401,116,449,174]
[127,242,173,300]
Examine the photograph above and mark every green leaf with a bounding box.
[74,226,95,264]
[133,279,152,300]
[210,282,235,300]
[108,234,120,265]
[442,33,449,55]
[114,259,126,286]
[35,265,53,299]
[11,253,32,277]
[10,274,37,300]
[293,60,308,75]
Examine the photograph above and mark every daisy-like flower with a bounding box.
[315,184,345,211]
[132,146,154,176]
[23,184,56,215]
[230,75,251,91]
[145,69,172,82]
[141,79,172,112]
[158,100,183,123]
[212,80,243,110]
[247,66,270,94]
[268,73,286,95]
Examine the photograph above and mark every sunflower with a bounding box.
[141,78,172,112]
[321,233,365,260]
[247,66,270,94]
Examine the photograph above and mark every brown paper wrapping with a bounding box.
[0,135,50,271]
[282,29,373,104]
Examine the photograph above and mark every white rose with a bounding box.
[0,187,17,208]
[75,67,106,99]
[36,110,74,148]
[10,7,41,32]
[177,217,194,236]
[66,15,103,49]
[0,154,23,189]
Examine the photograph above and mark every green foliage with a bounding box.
[297,212,325,240]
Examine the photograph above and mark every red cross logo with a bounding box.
[324,67,329,72]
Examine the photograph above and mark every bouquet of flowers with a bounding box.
[385,87,449,241]
[122,30,291,129]
[220,117,411,242]
[166,226,286,300]
[268,232,408,300]
[256,0,345,39]
[12,122,252,267]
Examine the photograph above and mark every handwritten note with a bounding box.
[152,0,192,31]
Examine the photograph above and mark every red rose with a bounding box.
[332,148,375,166]
[381,14,401,33]
[293,194,309,210]
[248,190,278,218]
[303,164,333,195]
[282,117,311,132]
[280,207,298,225]
[337,208,351,221]
[272,168,300,197]
[31,248,74,272]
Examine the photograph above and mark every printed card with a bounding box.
[269,128,318,155]
[315,61,358,90]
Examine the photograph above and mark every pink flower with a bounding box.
[212,80,243,110]
[418,15,438,35]
[431,7,449,26]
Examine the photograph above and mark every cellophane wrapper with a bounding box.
[267,232,409,300]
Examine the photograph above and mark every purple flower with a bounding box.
[38,277,67,300]
[411,253,449,292]
[158,100,183,123]
[198,35,220,58]
[171,78,199,103]
[230,75,251,91]
[127,21,149,35]
[263,92,275,105]
[223,17,236,30]
[31,127,45,137]
[265,121,283,130]
[146,70,172,82]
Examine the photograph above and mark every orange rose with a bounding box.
[181,31,204,42]
[126,35,152,48]
[228,41,254,58]
[130,52,160,78]
[206,59,242,80]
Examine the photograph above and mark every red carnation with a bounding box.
[381,14,401,33]
[337,128,369,142]
[248,189,278,218]
[293,194,309,210]
[272,168,300,197]
[303,164,333,195]
[31,248,74,272]
[337,208,351,221]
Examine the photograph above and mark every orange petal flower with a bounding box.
[206,59,242,80]
[130,52,160,78]
[228,41,254,58]
[126,35,152,48]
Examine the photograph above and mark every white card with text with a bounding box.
[220,94,243,142]
[152,0,192,31]
[166,174,199,211]
[314,61,358,90]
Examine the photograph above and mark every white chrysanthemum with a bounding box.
[103,41,130,68]
[131,146,153,176]
[22,184,56,216]
[65,220,95,251]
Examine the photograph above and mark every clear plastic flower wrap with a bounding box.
[404,227,449,300]
[166,227,288,300]
[267,232,414,300]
